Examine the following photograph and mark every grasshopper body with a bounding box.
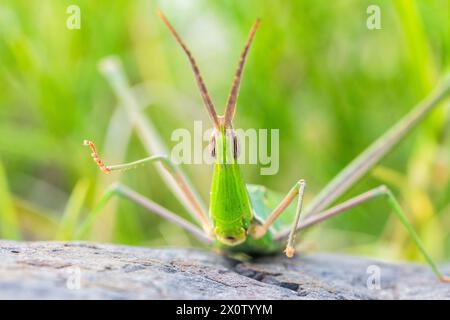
[209,127,254,246]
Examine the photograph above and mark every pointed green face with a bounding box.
[209,127,253,246]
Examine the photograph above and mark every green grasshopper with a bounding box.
[84,11,450,281]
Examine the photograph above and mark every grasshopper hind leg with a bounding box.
[76,183,213,244]
[276,185,450,282]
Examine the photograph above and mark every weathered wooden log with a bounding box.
[0,241,449,299]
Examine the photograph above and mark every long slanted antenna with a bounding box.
[223,19,260,128]
[157,10,220,129]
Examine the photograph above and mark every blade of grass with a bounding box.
[55,178,90,240]
[0,161,21,239]
[392,0,446,261]
[75,187,116,240]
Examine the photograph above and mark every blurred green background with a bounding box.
[0,0,449,264]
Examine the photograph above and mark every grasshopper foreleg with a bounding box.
[250,180,306,258]
[83,140,213,235]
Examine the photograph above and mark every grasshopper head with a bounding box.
[208,120,240,163]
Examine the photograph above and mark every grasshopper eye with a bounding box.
[233,135,240,160]
[210,131,240,160]
[209,135,216,158]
